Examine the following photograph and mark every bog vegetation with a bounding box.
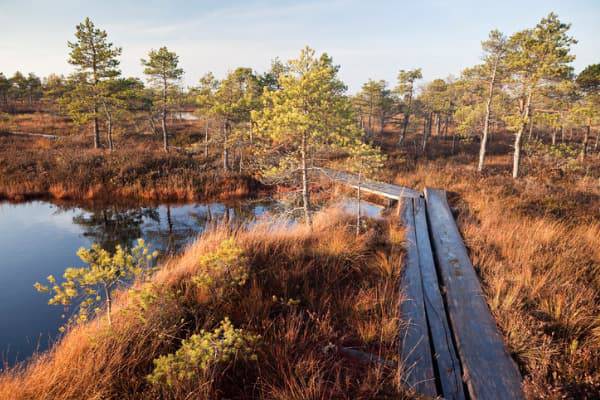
[0,11,598,400]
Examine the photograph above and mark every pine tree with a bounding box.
[575,64,600,153]
[395,68,422,145]
[478,30,507,172]
[195,72,219,158]
[99,77,146,151]
[35,240,158,328]
[505,13,576,178]
[0,73,10,107]
[342,141,386,235]
[142,47,184,152]
[354,79,394,138]
[67,17,122,148]
[211,68,260,171]
[252,47,361,226]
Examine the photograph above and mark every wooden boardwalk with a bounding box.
[2,131,59,140]
[321,168,420,200]
[331,170,523,399]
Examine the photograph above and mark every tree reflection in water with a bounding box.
[58,200,281,256]
[72,206,159,251]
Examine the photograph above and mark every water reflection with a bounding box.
[0,199,279,365]
[0,197,378,366]
[72,207,160,251]
[64,200,281,254]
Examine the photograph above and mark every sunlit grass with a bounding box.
[0,208,407,399]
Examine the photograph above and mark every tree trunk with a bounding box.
[161,78,168,152]
[222,121,229,172]
[443,114,449,138]
[93,113,100,149]
[161,111,168,151]
[452,131,457,154]
[551,127,557,146]
[527,112,534,141]
[422,112,432,154]
[92,49,100,149]
[367,102,373,137]
[436,113,441,139]
[102,102,114,152]
[166,204,174,253]
[513,91,532,179]
[166,204,173,234]
[300,132,312,227]
[104,284,112,327]
[595,129,599,152]
[560,124,565,143]
[356,171,362,237]
[107,115,113,152]
[207,204,213,223]
[399,93,412,146]
[581,121,590,161]
[204,118,209,159]
[478,59,498,172]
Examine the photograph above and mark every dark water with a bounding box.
[0,199,279,365]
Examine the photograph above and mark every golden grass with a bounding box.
[381,131,600,399]
[3,111,598,398]
[0,133,261,203]
[0,112,263,203]
[0,209,409,399]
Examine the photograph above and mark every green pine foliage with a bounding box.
[192,238,249,290]
[34,239,158,328]
[147,317,260,388]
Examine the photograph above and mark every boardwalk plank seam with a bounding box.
[424,188,523,400]
[413,197,466,400]
[399,199,438,397]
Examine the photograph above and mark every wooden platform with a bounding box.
[321,168,420,200]
[3,131,59,140]
[328,169,523,399]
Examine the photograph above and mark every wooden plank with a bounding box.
[424,188,523,400]
[6,131,59,140]
[320,168,420,199]
[413,197,466,400]
[399,199,438,397]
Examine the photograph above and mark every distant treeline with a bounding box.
[1,12,598,179]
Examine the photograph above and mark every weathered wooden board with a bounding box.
[6,131,59,140]
[424,188,523,400]
[399,199,438,397]
[413,197,466,400]
[321,168,420,199]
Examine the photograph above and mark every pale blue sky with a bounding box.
[1,0,598,92]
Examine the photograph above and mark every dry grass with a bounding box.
[0,209,410,399]
[0,111,263,202]
[0,133,260,203]
[377,126,600,399]
[0,111,75,136]
[3,110,599,398]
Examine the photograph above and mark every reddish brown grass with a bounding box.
[378,126,600,399]
[0,133,262,203]
[0,209,409,399]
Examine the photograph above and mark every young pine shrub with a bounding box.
[147,317,260,389]
[34,239,159,328]
[192,238,249,292]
